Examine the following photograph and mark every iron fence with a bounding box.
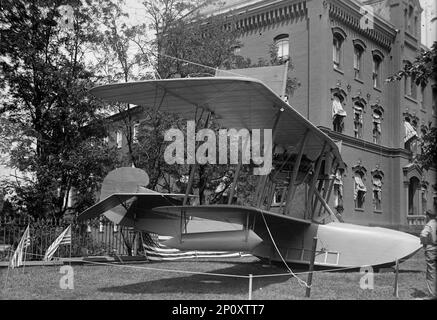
[0,216,138,261]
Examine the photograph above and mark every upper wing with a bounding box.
[89,77,342,163]
[77,193,191,221]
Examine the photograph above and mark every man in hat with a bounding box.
[420,210,437,298]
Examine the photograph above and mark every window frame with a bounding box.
[371,105,384,144]
[332,94,346,133]
[274,34,289,62]
[354,170,367,210]
[333,169,345,212]
[332,28,346,71]
[371,171,384,212]
[353,102,365,139]
[232,45,241,55]
[407,5,414,34]
[410,74,417,100]
[372,56,382,89]
[333,35,343,70]
[352,39,366,81]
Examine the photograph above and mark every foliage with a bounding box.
[144,0,242,79]
[387,42,437,87]
[0,0,120,218]
[88,0,159,170]
[387,42,436,170]
[417,124,437,170]
[133,108,189,192]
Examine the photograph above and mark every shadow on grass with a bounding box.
[99,261,293,295]
[398,270,423,274]
[410,288,429,298]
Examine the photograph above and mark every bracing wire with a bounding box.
[147,50,253,78]
[259,211,311,288]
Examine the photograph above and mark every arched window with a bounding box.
[371,105,384,144]
[372,53,383,89]
[404,9,408,31]
[410,74,417,99]
[404,115,418,152]
[232,45,241,55]
[353,168,367,209]
[353,100,365,139]
[414,16,418,37]
[404,61,417,100]
[333,168,345,212]
[274,34,289,62]
[371,170,384,211]
[332,93,346,133]
[408,176,420,215]
[332,28,346,70]
[408,5,414,34]
[353,40,366,80]
[421,181,428,214]
[403,61,412,96]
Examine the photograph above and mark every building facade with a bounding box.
[419,0,436,48]
[203,0,436,231]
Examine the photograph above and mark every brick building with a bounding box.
[196,0,437,231]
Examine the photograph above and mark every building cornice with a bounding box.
[231,0,308,31]
[202,0,308,32]
[327,0,397,50]
[205,0,398,49]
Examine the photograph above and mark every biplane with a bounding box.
[79,70,421,269]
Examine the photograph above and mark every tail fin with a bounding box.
[99,167,151,201]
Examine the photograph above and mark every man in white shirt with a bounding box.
[420,210,437,298]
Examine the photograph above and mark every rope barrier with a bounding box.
[4,250,380,278]
[79,259,250,279]
[3,244,404,279]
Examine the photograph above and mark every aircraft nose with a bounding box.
[375,227,422,262]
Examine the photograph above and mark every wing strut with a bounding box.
[284,129,309,215]
[306,142,328,220]
[227,130,251,204]
[254,108,283,208]
[183,108,211,206]
[313,188,339,223]
[315,158,340,219]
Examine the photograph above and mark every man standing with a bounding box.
[420,210,437,298]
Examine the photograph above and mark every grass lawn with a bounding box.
[0,249,431,300]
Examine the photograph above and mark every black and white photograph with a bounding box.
[0,0,436,307]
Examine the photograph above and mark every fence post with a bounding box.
[393,259,399,298]
[305,237,318,298]
[248,274,253,300]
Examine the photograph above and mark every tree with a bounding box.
[91,0,154,168]
[143,0,242,79]
[388,42,436,170]
[417,123,437,171]
[134,108,189,192]
[387,42,437,87]
[0,0,120,218]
